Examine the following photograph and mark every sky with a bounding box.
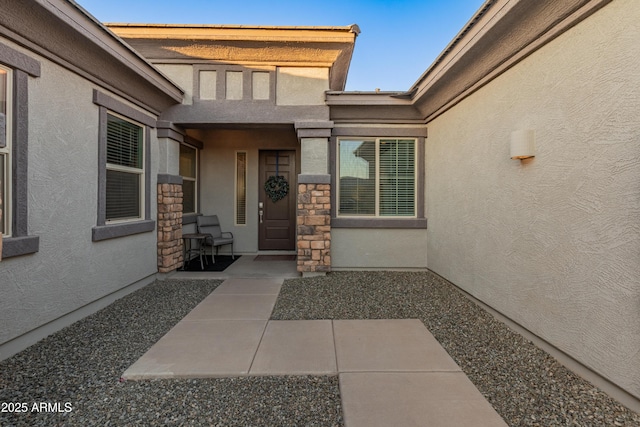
[75,0,486,91]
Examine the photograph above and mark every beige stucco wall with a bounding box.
[0,38,159,356]
[425,0,640,398]
[332,228,427,269]
[156,64,193,104]
[188,128,299,253]
[276,67,329,106]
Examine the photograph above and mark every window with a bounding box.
[92,90,155,241]
[0,65,11,236]
[338,138,416,217]
[0,42,40,257]
[235,151,247,225]
[180,144,197,214]
[106,113,144,222]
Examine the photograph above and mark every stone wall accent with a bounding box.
[157,182,183,273]
[297,183,331,273]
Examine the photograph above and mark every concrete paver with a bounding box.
[250,320,337,375]
[214,277,283,295]
[123,319,267,378]
[186,294,278,320]
[340,372,508,427]
[334,319,461,372]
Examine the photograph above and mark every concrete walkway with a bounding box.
[123,277,507,427]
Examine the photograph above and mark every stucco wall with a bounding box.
[188,128,299,253]
[332,228,427,269]
[425,0,640,398]
[276,67,329,106]
[156,64,193,105]
[0,39,159,355]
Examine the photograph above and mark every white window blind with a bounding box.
[338,138,416,217]
[106,113,143,221]
[379,139,415,216]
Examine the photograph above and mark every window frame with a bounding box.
[105,111,145,223]
[0,42,41,258]
[235,151,247,226]
[179,142,198,215]
[0,64,12,237]
[92,90,155,242]
[331,132,427,229]
[336,137,418,218]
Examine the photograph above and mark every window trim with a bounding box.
[92,90,155,241]
[105,112,145,223]
[179,142,198,215]
[0,42,41,259]
[331,134,427,229]
[1,64,13,237]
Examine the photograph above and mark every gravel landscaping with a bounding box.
[2,272,638,426]
[271,271,640,427]
[0,279,342,427]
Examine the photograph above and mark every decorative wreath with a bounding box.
[264,175,289,203]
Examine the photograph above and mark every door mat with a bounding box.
[253,255,297,261]
[181,255,240,272]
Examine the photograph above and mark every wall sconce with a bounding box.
[510,129,535,160]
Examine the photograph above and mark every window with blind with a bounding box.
[180,144,197,214]
[236,151,247,225]
[105,113,144,221]
[0,66,11,236]
[338,138,416,217]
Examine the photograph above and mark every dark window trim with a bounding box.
[1,42,40,259]
[92,90,155,242]
[330,134,426,229]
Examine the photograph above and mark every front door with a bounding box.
[258,150,296,250]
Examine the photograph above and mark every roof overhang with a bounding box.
[107,24,360,91]
[326,0,612,124]
[409,0,612,121]
[0,0,183,114]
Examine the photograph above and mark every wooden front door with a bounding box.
[258,150,296,250]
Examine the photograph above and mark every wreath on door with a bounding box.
[264,151,289,203]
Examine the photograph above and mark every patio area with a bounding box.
[0,268,638,426]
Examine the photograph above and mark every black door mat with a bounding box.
[181,255,241,272]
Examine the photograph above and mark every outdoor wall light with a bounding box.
[510,129,535,160]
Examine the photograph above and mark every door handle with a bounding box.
[259,210,263,224]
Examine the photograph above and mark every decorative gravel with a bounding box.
[0,279,342,427]
[272,271,640,427]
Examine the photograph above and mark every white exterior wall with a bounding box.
[0,40,159,357]
[425,0,640,398]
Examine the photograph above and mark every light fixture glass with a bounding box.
[510,129,535,160]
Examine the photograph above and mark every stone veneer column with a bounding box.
[297,178,331,273]
[295,120,334,275]
[157,175,183,273]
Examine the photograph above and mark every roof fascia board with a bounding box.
[105,24,360,43]
[411,0,613,121]
[1,0,183,113]
[108,24,358,91]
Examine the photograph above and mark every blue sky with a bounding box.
[76,0,485,91]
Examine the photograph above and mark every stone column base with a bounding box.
[157,179,184,273]
[297,180,331,273]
